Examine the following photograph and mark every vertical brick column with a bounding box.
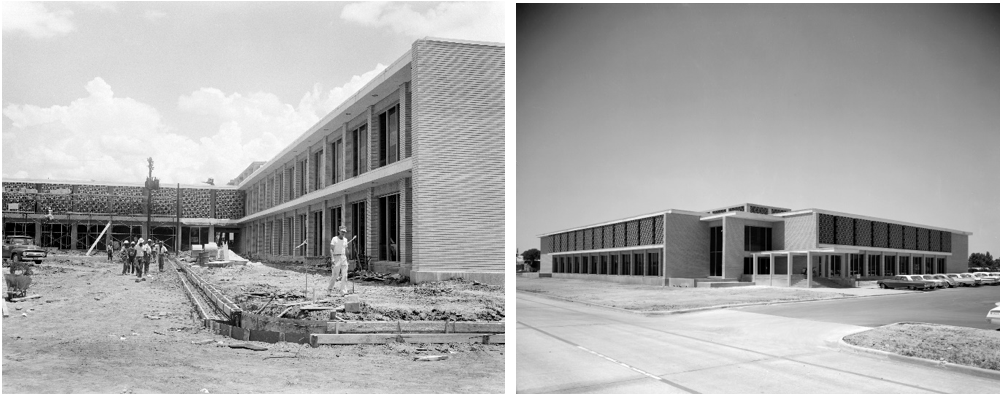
[399,82,410,160]
[369,104,379,171]
[366,187,374,258]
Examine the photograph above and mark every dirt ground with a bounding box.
[188,259,504,322]
[2,254,504,394]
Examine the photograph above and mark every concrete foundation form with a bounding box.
[411,269,505,286]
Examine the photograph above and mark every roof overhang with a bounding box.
[700,211,783,223]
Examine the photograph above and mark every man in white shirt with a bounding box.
[327,226,351,296]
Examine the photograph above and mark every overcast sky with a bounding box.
[517,4,1000,257]
[2,1,504,185]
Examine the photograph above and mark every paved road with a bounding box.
[738,285,1001,329]
[516,291,999,394]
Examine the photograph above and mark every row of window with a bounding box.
[816,255,946,276]
[818,214,952,252]
[543,216,664,254]
[553,251,662,277]
[248,193,400,261]
[246,103,402,215]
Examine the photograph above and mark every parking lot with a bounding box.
[738,284,1000,329]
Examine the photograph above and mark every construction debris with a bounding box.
[414,355,449,361]
[228,342,267,351]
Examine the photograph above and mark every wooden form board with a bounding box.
[310,333,505,346]
[327,321,505,334]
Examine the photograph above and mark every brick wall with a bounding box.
[410,40,504,271]
[665,212,708,279]
[722,216,745,279]
[947,233,968,272]
[784,214,816,250]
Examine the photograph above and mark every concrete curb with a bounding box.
[516,287,918,316]
[835,323,1000,380]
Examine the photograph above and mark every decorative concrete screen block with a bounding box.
[854,219,872,247]
[941,231,951,252]
[584,228,593,251]
[929,228,940,252]
[593,226,603,249]
[72,195,108,213]
[36,193,72,214]
[574,230,583,251]
[872,221,889,248]
[110,196,144,215]
[614,223,626,247]
[626,219,639,246]
[818,214,835,244]
[74,185,108,195]
[3,193,37,213]
[889,224,904,249]
[640,218,654,246]
[770,208,787,214]
[654,216,664,244]
[180,188,213,218]
[603,225,613,248]
[904,226,917,250]
[918,228,929,252]
[835,216,854,246]
[728,206,744,212]
[215,190,245,219]
[750,205,769,215]
[3,182,36,192]
[110,185,144,197]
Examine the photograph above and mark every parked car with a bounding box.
[931,274,959,288]
[988,302,1000,327]
[972,272,1000,286]
[878,275,937,290]
[2,235,47,264]
[916,274,948,289]
[945,273,977,287]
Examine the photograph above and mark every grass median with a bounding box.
[516,278,853,312]
[844,323,1000,371]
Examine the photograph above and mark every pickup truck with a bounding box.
[2,235,47,264]
[877,275,937,290]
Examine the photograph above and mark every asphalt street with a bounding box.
[516,291,1000,394]
[737,285,1001,329]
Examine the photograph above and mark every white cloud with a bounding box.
[144,9,167,22]
[341,1,504,42]
[3,62,388,186]
[2,2,75,38]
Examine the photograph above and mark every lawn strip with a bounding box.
[843,323,1000,371]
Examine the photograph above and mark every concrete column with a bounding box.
[787,253,793,286]
[752,253,758,284]
[769,255,775,286]
[70,223,78,250]
[823,255,829,278]
[880,254,885,277]
[895,254,900,275]
[807,254,813,288]
[207,225,215,246]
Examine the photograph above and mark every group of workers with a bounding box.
[111,238,168,280]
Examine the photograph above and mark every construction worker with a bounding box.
[121,240,131,275]
[140,240,152,276]
[128,242,139,278]
[327,226,351,296]
[106,242,114,262]
[156,241,167,272]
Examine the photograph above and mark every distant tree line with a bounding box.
[968,251,999,272]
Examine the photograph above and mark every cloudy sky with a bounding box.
[517,4,999,257]
[3,1,504,185]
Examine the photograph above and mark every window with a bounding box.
[925,258,934,274]
[634,253,644,275]
[899,256,910,274]
[330,206,343,245]
[600,255,608,274]
[286,217,294,256]
[287,168,294,201]
[379,105,399,167]
[744,258,753,274]
[300,159,308,196]
[351,124,367,177]
[312,211,323,256]
[757,257,770,274]
[912,257,922,274]
[591,256,598,274]
[646,252,660,276]
[937,258,945,274]
[313,151,322,191]
[299,214,307,256]
[884,255,896,276]
[744,226,772,252]
[709,226,723,276]
[609,254,618,275]
[621,254,631,275]
[351,201,366,259]
[867,255,880,276]
[331,139,343,184]
[378,194,399,262]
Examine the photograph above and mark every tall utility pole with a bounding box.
[145,157,159,241]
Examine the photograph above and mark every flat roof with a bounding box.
[1,177,235,190]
